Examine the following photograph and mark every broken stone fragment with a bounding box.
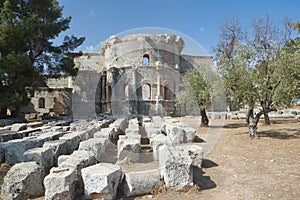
[23,146,55,174]
[81,163,122,200]
[1,162,44,200]
[44,167,78,200]
[122,168,163,197]
[158,145,193,189]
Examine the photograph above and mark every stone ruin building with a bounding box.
[20,33,212,119]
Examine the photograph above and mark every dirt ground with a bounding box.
[136,117,300,200]
[0,118,299,200]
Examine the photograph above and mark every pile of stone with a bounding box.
[1,116,203,199]
[207,108,300,120]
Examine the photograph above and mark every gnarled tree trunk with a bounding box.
[248,107,276,137]
[200,108,209,127]
[264,113,271,125]
[246,108,254,124]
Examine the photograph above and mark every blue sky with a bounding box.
[57,0,300,56]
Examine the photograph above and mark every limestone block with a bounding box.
[94,128,112,139]
[152,116,163,125]
[176,145,203,167]
[210,112,221,120]
[23,147,55,173]
[60,133,81,153]
[109,118,128,132]
[81,163,122,200]
[74,130,92,142]
[50,126,63,132]
[1,162,44,200]
[57,155,71,166]
[58,150,96,173]
[117,138,140,162]
[27,121,43,129]
[158,145,193,189]
[44,167,78,200]
[43,140,69,163]
[78,138,108,162]
[95,127,118,144]
[150,134,170,161]
[0,132,23,143]
[182,125,196,143]
[165,124,185,144]
[220,112,227,120]
[143,117,152,122]
[36,131,65,143]
[1,137,43,165]
[144,123,161,139]
[11,123,27,132]
[237,113,247,119]
[122,169,163,197]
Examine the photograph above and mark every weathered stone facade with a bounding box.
[21,34,212,118]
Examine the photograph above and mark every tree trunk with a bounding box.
[264,112,271,125]
[248,117,257,138]
[200,108,209,127]
[246,108,254,124]
[248,107,276,137]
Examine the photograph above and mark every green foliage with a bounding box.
[0,0,85,115]
[214,15,300,113]
[177,67,210,114]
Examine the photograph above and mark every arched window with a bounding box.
[38,98,45,108]
[142,84,151,100]
[164,85,171,100]
[142,54,149,65]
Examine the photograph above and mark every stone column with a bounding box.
[130,66,137,114]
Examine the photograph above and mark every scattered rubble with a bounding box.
[1,109,298,198]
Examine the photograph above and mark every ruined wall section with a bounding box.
[46,75,74,89]
[102,34,184,69]
[74,52,104,73]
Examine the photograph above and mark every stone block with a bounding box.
[150,134,170,161]
[43,140,70,163]
[23,147,55,173]
[117,138,140,162]
[182,125,196,143]
[58,150,96,173]
[1,137,43,165]
[11,123,27,132]
[81,163,122,200]
[1,162,44,199]
[36,131,65,143]
[176,145,203,167]
[60,133,81,153]
[78,138,108,162]
[122,169,163,197]
[158,145,193,189]
[27,121,43,129]
[57,155,71,166]
[109,118,128,132]
[165,124,185,144]
[144,123,161,139]
[44,167,78,200]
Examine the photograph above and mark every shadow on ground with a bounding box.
[257,129,300,139]
[223,123,247,129]
[193,135,205,143]
[193,164,217,191]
